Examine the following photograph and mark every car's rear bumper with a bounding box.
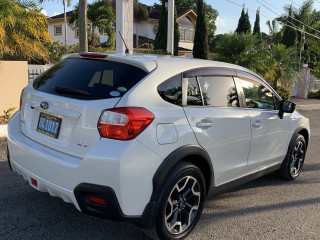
[7,113,163,220]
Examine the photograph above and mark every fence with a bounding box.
[28,69,44,82]
[28,64,52,82]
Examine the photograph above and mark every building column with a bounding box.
[116,0,133,54]
[167,0,174,54]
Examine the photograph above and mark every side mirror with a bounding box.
[278,100,296,119]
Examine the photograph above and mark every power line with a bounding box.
[222,0,320,40]
[256,0,320,36]
[288,0,300,8]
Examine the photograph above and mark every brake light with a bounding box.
[79,52,107,59]
[98,107,154,140]
[19,87,26,110]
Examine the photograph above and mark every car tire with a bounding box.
[277,134,306,180]
[148,161,206,240]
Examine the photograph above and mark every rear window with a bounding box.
[33,58,148,100]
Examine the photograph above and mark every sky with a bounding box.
[39,0,320,34]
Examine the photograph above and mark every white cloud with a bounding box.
[215,16,226,27]
[41,9,47,16]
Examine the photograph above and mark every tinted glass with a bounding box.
[239,79,275,110]
[197,76,239,107]
[33,58,148,100]
[187,77,203,106]
[157,74,182,106]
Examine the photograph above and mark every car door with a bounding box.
[182,69,251,186]
[235,75,291,172]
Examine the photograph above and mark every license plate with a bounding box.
[37,113,62,139]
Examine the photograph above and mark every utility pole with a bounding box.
[167,0,174,54]
[79,0,88,52]
[299,25,305,71]
[63,0,67,46]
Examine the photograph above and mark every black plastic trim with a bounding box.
[6,145,12,171]
[74,183,140,222]
[208,165,281,197]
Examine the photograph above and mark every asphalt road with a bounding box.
[0,109,319,240]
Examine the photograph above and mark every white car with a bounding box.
[7,53,310,240]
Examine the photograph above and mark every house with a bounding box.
[47,6,197,50]
[47,11,108,46]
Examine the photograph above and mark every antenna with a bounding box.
[118,31,130,54]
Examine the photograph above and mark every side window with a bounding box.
[157,74,182,106]
[239,78,276,110]
[197,76,239,107]
[186,77,203,106]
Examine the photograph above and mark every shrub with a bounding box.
[308,90,320,99]
[276,86,291,100]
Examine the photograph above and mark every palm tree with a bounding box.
[69,0,115,48]
[264,44,298,89]
[39,0,72,46]
[0,0,52,61]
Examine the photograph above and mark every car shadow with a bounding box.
[0,160,151,240]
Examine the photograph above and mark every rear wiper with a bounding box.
[53,86,91,96]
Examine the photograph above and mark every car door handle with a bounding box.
[196,122,213,128]
[252,121,262,129]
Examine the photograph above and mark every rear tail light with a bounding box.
[98,107,154,140]
[19,87,26,110]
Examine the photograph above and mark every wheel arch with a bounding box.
[298,128,309,149]
[150,145,214,202]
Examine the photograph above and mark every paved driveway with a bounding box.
[0,109,319,240]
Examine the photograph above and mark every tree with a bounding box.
[78,0,88,51]
[235,6,251,34]
[134,0,148,47]
[253,7,261,36]
[154,0,180,54]
[193,0,208,59]
[173,0,218,44]
[154,0,168,51]
[0,0,52,62]
[281,5,297,47]
[216,33,266,74]
[265,44,298,89]
[174,8,180,56]
[39,0,71,46]
[266,20,282,44]
[244,10,251,34]
[70,0,115,48]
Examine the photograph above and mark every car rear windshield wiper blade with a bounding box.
[53,86,91,96]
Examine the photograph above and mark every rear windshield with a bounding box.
[33,58,148,100]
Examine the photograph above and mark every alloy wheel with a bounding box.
[290,140,305,177]
[165,176,201,235]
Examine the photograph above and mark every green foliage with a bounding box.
[307,90,320,99]
[154,0,167,51]
[193,0,208,59]
[236,7,251,34]
[134,0,148,22]
[253,8,261,36]
[156,0,218,44]
[281,5,297,47]
[216,33,265,73]
[2,107,16,120]
[275,85,291,100]
[46,42,111,63]
[174,9,180,56]
[0,0,52,62]
[69,0,115,48]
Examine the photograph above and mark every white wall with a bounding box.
[48,21,108,46]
